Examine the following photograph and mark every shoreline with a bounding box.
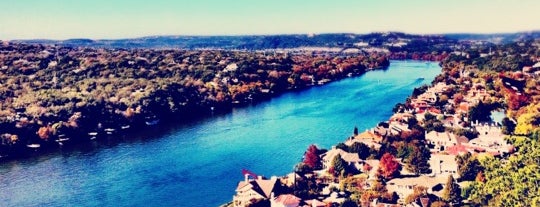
[0,55,396,161]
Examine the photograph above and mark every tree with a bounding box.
[501,117,516,135]
[430,201,450,207]
[37,126,53,140]
[442,175,462,206]
[404,186,428,204]
[303,144,322,170]
[349,142,370,159]
[332,154,347,177]
[404,145,431,175]
[453,93,464,104]
[467,137,540,206]
[340,199,358,207]
[468,101,492,123]
[353,126,359,136]
[361,180,395,203]
[378,153,401,180]
[455,152,483,181]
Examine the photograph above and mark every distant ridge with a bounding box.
[10,31,540,50]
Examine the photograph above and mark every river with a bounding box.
[0,60,441,207]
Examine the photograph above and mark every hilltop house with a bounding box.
[233,175,281,207]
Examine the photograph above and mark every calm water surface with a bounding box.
[0,60,441,207]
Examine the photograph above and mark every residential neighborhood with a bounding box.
[228,48,540,206]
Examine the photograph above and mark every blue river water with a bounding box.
[0,60,440,207]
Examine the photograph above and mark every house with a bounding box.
[466,122,514,155]
[371,199,402,207]
[321,147,362,170]
[304,199,326,207]
[425,131,465,152]
[362,159,380,187]
[429,154,459,178]
[345,130,382,149]
[271,194,301,207]
[389,122,411,135]
[224,63,238,72]
[386,175,447,203]
[233,175,280,207]
[322,192,346,205]
[445,144,474,155]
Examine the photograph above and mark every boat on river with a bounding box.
[145,119,160,126]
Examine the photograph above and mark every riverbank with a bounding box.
[0,42,391,160]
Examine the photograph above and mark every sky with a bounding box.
[1,0,539,40]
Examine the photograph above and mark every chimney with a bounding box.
[244,174,249,182]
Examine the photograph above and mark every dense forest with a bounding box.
[0,41,390,157]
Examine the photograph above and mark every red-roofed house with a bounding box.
[271,194,301,207]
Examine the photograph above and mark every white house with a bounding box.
[425,131,465,152]
[321,148,362,170]
[467,122,514,155]
[429,154,459,178]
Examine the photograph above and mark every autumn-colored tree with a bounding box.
[378,153,401,180]
[475,171,485,183]
[10,134,18,143]
[303,144,322,170]
[404,186,428,204]
[37,126,52,140]
[453,93,464,104]
[123,107,136,119]
[430,201,450,207]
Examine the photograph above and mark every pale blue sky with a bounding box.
[1,0,539,40]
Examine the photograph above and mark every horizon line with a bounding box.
[5,29,540,42]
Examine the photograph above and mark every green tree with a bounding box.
[455,152,483,181]
[332,154,347,177]
[404,145,431,175]
[501,117,516,135]
[349,142,370,159]
[468,101,492,123]
[340,199,358,207]
[442,175,462,206]
[467,137,540,206]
